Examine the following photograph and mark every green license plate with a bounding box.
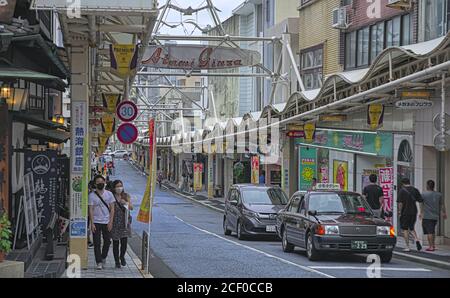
[351,241,368,250]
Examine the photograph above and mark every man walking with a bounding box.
[419,180,447,251]
[397,177,423,252]
[89,175,115,269]
[363,174,384,218]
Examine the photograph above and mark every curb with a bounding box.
[393,250,450,270]
[127,245,153,278]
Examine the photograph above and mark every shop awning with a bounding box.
[0,67,67,91]
[13,113,68,131]
[26,127,70,144]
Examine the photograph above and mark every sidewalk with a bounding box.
[63,245,148,278]
[163,181,225,212]
[393,237,450,270]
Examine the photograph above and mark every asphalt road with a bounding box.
[111,159,450,278]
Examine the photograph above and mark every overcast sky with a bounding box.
[158,0,244,36]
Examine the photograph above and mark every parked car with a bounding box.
[276,184,396,262]
[223,184,288,240]
[111,150,129,158]
[104,149,113,156]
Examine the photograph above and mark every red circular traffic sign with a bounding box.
[116,123,138,144]
[116,100,138,122]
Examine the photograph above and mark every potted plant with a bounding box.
[0,213,12,262]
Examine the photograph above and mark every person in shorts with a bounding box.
[419,180,447,252]
[397,177,423,252]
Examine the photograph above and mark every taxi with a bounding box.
[276,184,396,262]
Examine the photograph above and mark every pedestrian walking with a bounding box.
[110,180,133,268]
[397,177,423,252]
[157,171,163,189]
[419,180,447,251]
[88,175,115,270]
[363,174,384,218]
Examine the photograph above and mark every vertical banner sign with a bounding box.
[367,104,384,130]
[379,167,394,224]
[317,149,329,183]
[251,156,260,184]
[0,103,9,215]
[102,93,122,114]
[194,163,203,191]
[333,160,348,191]
[101,113,116,136]
[207,155,214,198]
[299,147,317,191]
[282,157,289,193]
[138,119,156,223]
[24,151,58,231]
[110,44,138,79]
[70,101,87,238]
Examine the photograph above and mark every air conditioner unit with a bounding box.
[332,7,348,29]
[386,0,411,10]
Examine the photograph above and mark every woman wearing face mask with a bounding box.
[110,180,133,268]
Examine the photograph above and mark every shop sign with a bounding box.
[333,160,348,191]
[319,115,347,122]
[379,167,394,224]
[286,131,304,138]
[194,163,203,191]
[142,45,261,70]
[25,151,58,231]
[101,113,116,136]
[295,130,393,158]
[71,101,86,173]
[394,99,434,110]
[251,156,260,184]
[110,44,138,79]
[367,104,384,130]
[208,155,214,198]
[299,147,317,191]
[303,123,316,143]
[399,90,432,99]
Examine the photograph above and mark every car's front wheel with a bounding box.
[281,228,294,252]
[237,220,246,240]
[306,232,321,261]
[379,251,393,263]
[223,217,232,236]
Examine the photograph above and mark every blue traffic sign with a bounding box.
[117,123,138,144]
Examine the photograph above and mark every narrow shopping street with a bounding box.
[108,159,450,278]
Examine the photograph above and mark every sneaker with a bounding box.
[403,248,411,252]
[96,263,103,270]
[120,257,126,266]
[416,241,422,251]
[425,247,435,252]
[115,263,121,269]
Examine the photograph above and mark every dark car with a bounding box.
[276,188,396,262]
[223,184,289,240]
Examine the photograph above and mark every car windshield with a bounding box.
[309,193,373,215]
[241,188,288,205]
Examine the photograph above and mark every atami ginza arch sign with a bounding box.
[142,45,261,70]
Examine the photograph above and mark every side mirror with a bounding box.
[230,200,238,206]
[308,210,317,217]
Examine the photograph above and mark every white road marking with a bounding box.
[393,251,450,268]
[309,266,431,272]
[173,216,335,278]
[173,191,224,213]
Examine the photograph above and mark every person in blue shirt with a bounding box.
[259,171,265,185]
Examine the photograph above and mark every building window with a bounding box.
[345,14,412,69]
[370,22,384,63]
[386,16,401,47]
[357,27,369,67]
[345,31,357,69]
[301,46,323,90]
[421,0,447,41]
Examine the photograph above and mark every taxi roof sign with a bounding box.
[313,183,341,191]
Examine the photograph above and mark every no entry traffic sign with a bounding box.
[117,123,138,144]
[116,100,138,122]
